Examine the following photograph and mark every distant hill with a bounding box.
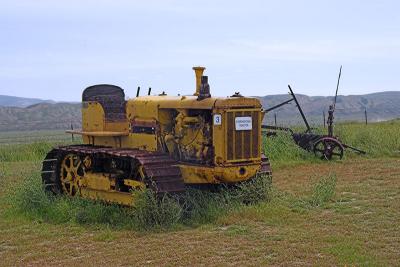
[0,103,81,132]
[0,91,399,132]
[0,95,55,108]
[260,91,400,126]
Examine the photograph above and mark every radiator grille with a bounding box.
[226,110,260,161]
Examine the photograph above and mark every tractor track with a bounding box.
[41,145,186,194]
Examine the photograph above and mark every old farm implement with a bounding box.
[262,67,366,160]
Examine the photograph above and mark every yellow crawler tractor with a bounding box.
[41,67,271,205]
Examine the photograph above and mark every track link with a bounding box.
[258,154,272,176]
[41,148,63,194]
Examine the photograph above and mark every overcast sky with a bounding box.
[1,0,399,101]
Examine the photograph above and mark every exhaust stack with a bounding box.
[192,66,205,96]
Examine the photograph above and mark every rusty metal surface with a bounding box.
[292,132,321,151]
[292,133,345,160]
[312,136,344,160]
[227,110,260,161]
[259,155,272,175]
[227,112,234,160]
[82,84,127,122]
[197,75,211,100]
[57,146,185,193]
[251,111,260,158]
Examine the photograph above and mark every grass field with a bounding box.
[0,130,79,144]
[0,121,399,266]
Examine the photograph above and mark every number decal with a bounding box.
[214,114,222,125]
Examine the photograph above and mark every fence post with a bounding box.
[274,113,277,126]
[323,110,326,128]
[71,122,74,142]
[364,108,368,125]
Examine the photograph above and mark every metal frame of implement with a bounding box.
[262,66,366,160]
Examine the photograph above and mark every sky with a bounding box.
[0,0,399,101]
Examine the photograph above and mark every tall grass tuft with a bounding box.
[228,174,272,204]
[309,173,337,207]
[6,173,273,231]
[131,190,182,230]
[266,173,338,215]
[263,132,318,168]
[179,188,225,225]
[7,172,135,226]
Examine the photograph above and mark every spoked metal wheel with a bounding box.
[313,137,344,160]
[60,154,85,196]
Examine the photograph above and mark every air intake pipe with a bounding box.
[193,66,211,100]
[192,66,205,96]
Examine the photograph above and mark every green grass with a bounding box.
[0,130,81,162]
[0,130,79,144]
[5,171,134,227]
[4,170,272,231]
[8,169,337,234]
[263,119,400,168]
[335,120,400,157]
[324,237,377,266]
[0,142,58,162]
[263,132,318,168]
[308,173,337,207]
